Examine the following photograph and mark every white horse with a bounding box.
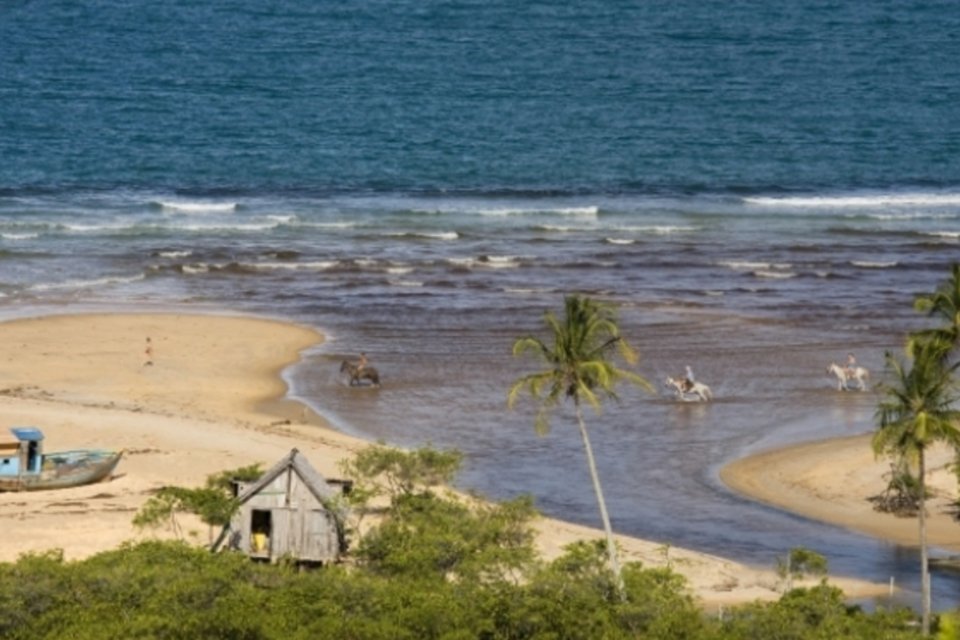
[826,362,869,391]
[665,376,713,402]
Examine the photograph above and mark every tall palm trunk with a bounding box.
[575,401,625,599]
[919,449,930,636]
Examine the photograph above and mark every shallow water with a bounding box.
[288,291,960,609]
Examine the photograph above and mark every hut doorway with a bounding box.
[251,509,272,554]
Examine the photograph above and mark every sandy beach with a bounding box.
[721,435,960,553]
[0,312,888,608]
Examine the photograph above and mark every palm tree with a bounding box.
[910,263,960,362]
[508,295,653,599]
[872,341,960,635]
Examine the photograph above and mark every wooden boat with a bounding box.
[0,427,123,492]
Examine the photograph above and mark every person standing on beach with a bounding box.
[144,337,154,366]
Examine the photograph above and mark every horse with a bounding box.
[826,362,869,391]
[665,376,713,402]
[340,360,381,387]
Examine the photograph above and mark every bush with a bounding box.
[0,446,930,639]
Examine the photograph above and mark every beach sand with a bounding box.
[721,435,960,553]
[0,312,886,609]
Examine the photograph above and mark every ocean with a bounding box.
[2,0,960,609]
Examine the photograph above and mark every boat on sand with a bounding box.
[0,427,123,492]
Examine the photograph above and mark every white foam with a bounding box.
[389,279,424,287]
[62,223,129,233]
[178,222,276,232]
[536,224,590,232]
[753,270,796,279]
[719,260,792,271]
[481,256,521,269]
[297,221,358,229]
[1,232,38,240]
[857,212,956,220]
[504,287,552,295]
[388,231,459,240]
[478,206,598,217]
[182,264,210,274]
[159,201,238,213]
[922,231,960,239]
[157,250,192,259]
[615,225,699,234]
[446,256,519,269]
[851,260,898,268]
[421,231,459,240]
[605,238,635,245]
[248,261,339,271]
[745,193,960,208]
[30,274,145,291]
[386,266,414,275]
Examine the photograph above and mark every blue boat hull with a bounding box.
[0,449,123,492]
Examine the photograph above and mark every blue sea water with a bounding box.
[3,0,960,610]
[3,0,959,192]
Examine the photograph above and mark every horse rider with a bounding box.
[357,352,369,372]
[683,365,695,392]
[845,353,856,378]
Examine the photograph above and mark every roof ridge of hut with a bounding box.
[236,448,338,506]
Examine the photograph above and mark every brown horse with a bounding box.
[340,360,381,387]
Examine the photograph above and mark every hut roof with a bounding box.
[236,448,339,506]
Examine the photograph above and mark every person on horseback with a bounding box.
[845,353,856,378]
[357,352,369,372]
[683,365,695,393]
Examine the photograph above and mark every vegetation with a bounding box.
[872,264,960,636]
[776,547,829,592]
[910,263,960,363]
[508,294,653,598]
[344,444,535,583]
[133,463,264,540]
[0,539,928,640]
[339,442,463,502]
[719,584,919,640]
[0,443,944,637]
[871,458,926,517]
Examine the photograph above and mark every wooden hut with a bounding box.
[213,448,351,565]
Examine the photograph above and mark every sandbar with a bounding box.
[721,434,959,552]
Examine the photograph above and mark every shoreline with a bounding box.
[0,311,888,608]
[720,434,960,554]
